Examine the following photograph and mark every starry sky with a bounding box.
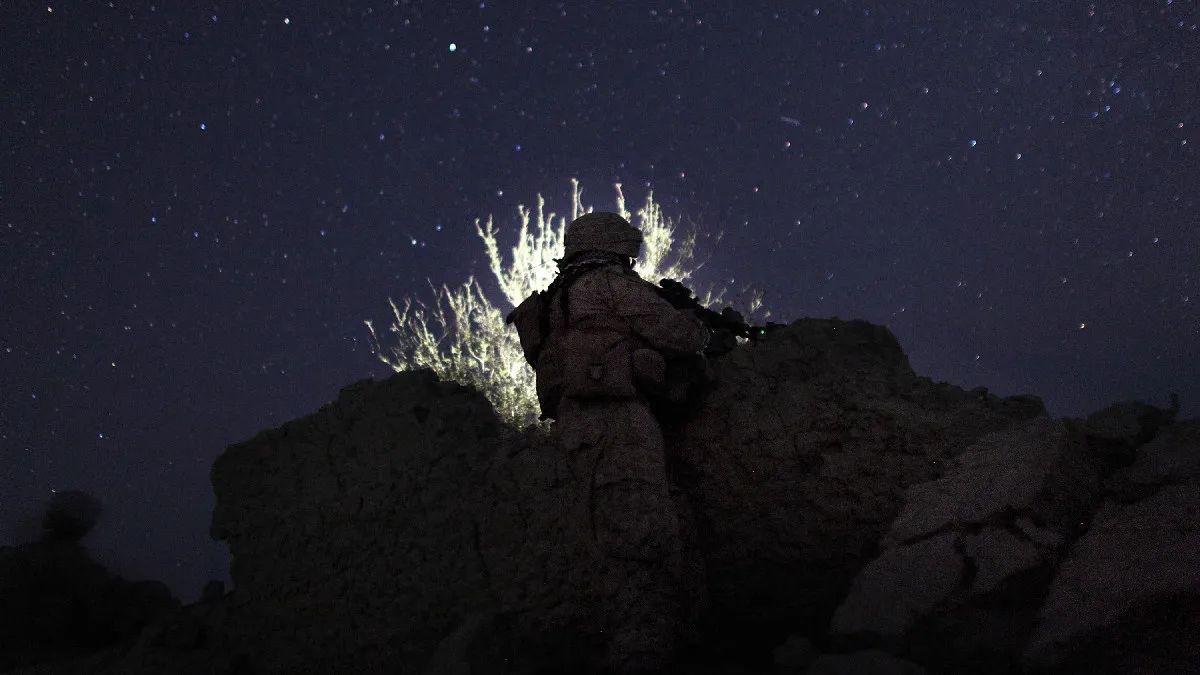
[2,1,1197,600]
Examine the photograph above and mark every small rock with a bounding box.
[772,634,815,669]
[806,649,927,674]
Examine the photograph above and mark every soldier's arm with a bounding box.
[605,271,708,355]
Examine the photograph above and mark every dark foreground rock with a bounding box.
[829,417,1099,672]
[5,318,1194,675]
[0,536,179,672]
[806,650,927,675]
[1024,420,1200,674]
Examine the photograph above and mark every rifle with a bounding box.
[655,278,783,355]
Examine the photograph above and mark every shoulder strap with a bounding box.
[545,259,616,330]
[511,264,587,364]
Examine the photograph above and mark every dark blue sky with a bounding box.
[2,1,1197,600]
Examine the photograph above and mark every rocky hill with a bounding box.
[4,318,1195,674]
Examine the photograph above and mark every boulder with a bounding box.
[830,417,1099,670]
[1105,420,1200,503]
[829,532,964,639]
[1082,399,1178,468]
[882,418,1096,548]
[1025,419,1200,673]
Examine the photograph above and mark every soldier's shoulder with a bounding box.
[572,263,628,284]
[569,264,661,297]
[610,267,663,293]
[557,265,612,294]
[592,264,651,283]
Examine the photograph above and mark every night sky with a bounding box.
[2,1,1197,601]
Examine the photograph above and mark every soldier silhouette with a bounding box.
[506,212,709,672]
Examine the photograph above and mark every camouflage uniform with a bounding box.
[507,213,708,672]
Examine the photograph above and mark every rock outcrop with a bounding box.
[5,318,1194,675]
[663,319,1040,663]
[829,417,1099,671]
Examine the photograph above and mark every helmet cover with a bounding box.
[563,212,643,259]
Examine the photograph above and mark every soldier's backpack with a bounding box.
[506,261,608,420]
[506,261,710,420]
[506,290,550,368]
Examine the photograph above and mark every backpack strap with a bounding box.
[546,259,615,331]
[509,260,626,363]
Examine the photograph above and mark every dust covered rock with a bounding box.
[1026,419,1200,673]
[830,417,1099,671]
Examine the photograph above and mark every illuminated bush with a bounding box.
[366,179,766,428]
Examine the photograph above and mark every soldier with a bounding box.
[506,212,709,672]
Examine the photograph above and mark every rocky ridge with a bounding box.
[4,318,1195,674]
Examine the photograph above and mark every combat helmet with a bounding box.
[562,212,643,260]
